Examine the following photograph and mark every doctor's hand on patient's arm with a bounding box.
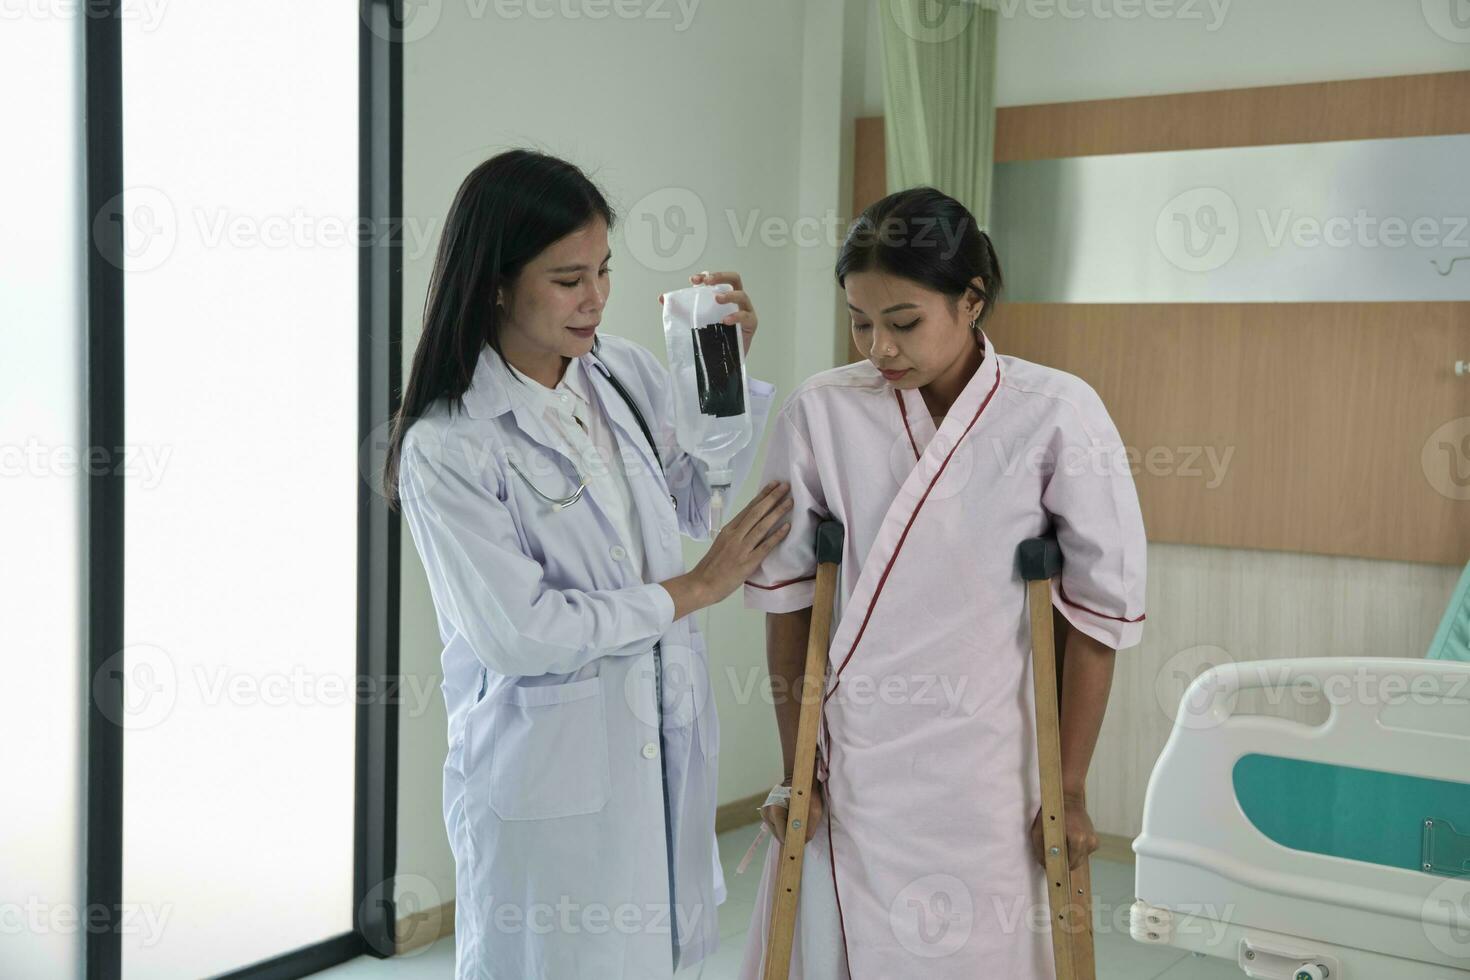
[659,481,791,620]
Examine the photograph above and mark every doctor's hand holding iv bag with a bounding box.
[658,270,788,619]
[667,279,758,528]
[659,273,769,633]
[660,274,759,535]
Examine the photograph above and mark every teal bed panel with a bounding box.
[1233,754,1470,876]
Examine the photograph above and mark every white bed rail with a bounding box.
[1132,657,1470,978]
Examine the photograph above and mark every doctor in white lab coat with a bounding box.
[383,149,793,980]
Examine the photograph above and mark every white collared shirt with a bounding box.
[502,353,649,582]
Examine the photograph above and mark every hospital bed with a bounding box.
[1131,560,1470,979]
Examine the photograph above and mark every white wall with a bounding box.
[397,0,865,907]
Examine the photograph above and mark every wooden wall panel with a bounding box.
[852,72,1470,178]
[852,116,887,219]
[992,71,1470,162]
[983,302,1470,566]
[858,71,1470,172]
[854,72,1470,173]
[847,118,887,365]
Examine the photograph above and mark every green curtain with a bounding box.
[879,0,1000,225]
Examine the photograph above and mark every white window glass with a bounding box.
[0,12,85,978]
[120,4,359,976]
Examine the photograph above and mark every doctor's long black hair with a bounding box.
[382,149,616,509]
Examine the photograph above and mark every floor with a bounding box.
[315,822,1243,979]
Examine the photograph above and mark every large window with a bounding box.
[117,5,361,976]
[0,3,401,977]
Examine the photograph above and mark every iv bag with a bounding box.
[661,284,752,487]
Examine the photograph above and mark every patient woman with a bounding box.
[738,187,1147,979]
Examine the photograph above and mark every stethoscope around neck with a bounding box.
[505,457,588,511]
[504,352,668,512]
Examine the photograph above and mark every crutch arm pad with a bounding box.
[1018,535,1063,582]
[815,520,845,566]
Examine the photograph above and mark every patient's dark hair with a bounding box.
[381,149,615,509]
[835,186,1002,328]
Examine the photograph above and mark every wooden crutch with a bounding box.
[762,519,845,980]
[1019,535,1097,980]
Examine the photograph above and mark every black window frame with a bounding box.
[83,2,403,976]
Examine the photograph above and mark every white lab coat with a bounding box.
[398,333,774,980]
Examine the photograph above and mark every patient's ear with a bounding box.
[965,277,988,321]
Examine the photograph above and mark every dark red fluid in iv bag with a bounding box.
[693,322,745,418]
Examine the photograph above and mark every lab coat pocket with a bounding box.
[691,633,719,761]
[488,677,611,821]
